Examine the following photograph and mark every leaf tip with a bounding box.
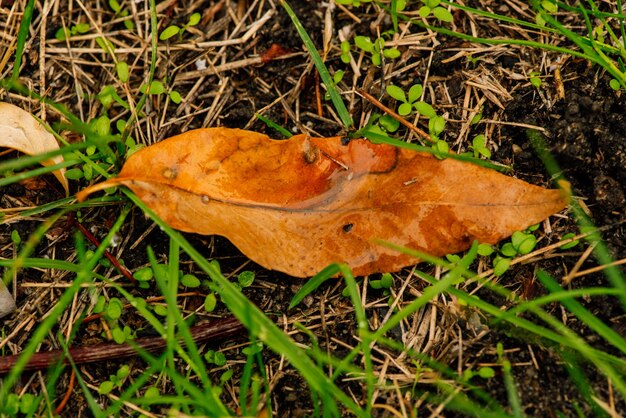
[76,179,121,202]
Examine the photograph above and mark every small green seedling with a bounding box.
[115,61,129,83]
[370,273,393,290]
[139,80,165,95]
[98,85,130,109]
[111,325,135,344]
[462,366,496,381]
[181,274,201,288]
[170,90,183,103]
[160,12,201,41]
[419,0,453,22]
[369,273,395,305]
[242,341,264,356]
[116,119,143,157]
[109,0,135,30]
[98,364,131,395]
[340,40,352,64]
[65,113,119,181]
[363,113,400,137]
[55,22,90,41]
[431,138,449,158]
[493,255,511,277]
[466,55,481,67]
[104,297,123,321]
[428,115,446,137]
[386,84,436,117]
[93,295,135,343]
[477,243,494,256]
[152,304,168,317]
[205,349,227,366]
[324,70,345,100]
[10,230,21,248]
[470,108,484,125]
[133,266,153,284]
[143,386,160,399]
[511,231,537,255]
[540,0,558,13]
[529,71,542,88]
[96,36,116,56]
[138,80,182,104]
[469,134,491,159]
[336,0,372,7]
[428,115,448,157]
[237,271,256,288]
[204,293,217,312]
[219,368,234,385]
[609,79,622,91]
[490,228,539,276]
[377,114,400,133]
[393,0,407,11]
[3,393,37,415]
[559,232,579,250]
[354,36,401,66]
[593,25,606,44]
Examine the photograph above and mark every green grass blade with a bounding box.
[256,113,293,138]
[359,128,510,172]
[0,142,91,173]
[122,190,367,417]
[280,0,353,129]
[527,129,626,310]
[529,301,626,399]
[560,349,611,418]
[501,358,523,417]
[9,0,36,82]
[289,263,340,309]
[376,241,626,370]
[338,265,374,415]
[495,287,625,324]
[0,159,78,189]
[0,206,130,406]
[537,271,626,355]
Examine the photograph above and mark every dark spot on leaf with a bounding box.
[162,167,177,180]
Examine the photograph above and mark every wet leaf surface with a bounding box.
[78,128,566,277]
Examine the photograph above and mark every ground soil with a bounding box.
[1,0,625,417]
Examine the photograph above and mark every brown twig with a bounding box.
[68,213,136,284]
[54,369,75,415]
[0,317,244,374]
[357,89,434,144]
[315,71,323,118]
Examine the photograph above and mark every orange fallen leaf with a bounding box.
[77,128,567,277]
[0,102,69,196]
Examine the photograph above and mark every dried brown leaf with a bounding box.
[78,128,567,277]
[0,102,69,196]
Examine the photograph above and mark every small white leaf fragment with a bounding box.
[0,102,69,195]
[0,282,16,319]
